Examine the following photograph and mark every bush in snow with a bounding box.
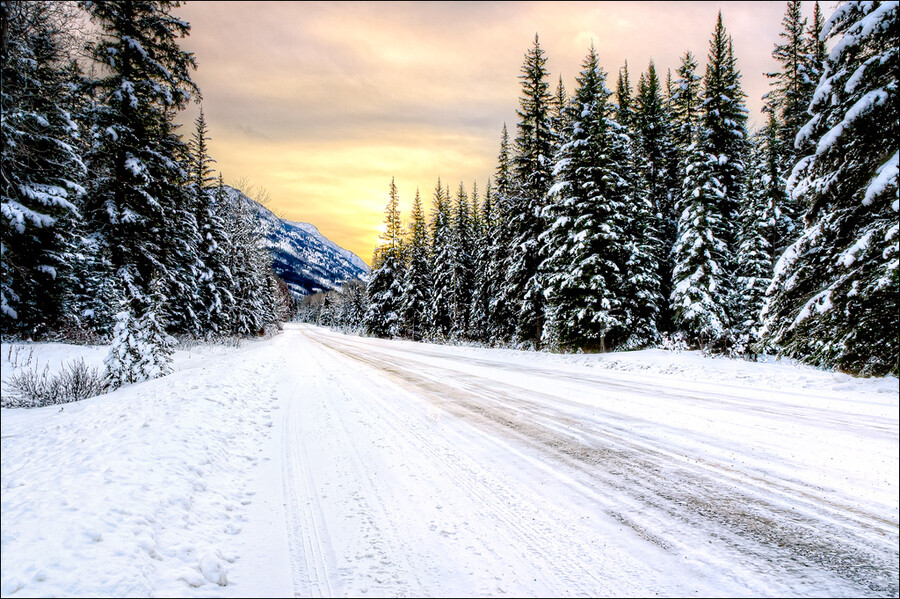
[3,359,109,408]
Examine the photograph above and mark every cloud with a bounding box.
[175,1,817,263]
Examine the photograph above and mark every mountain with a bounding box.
[224,186,370,297]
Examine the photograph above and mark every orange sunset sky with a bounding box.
[175,1,824,265]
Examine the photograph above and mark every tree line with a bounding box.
[2,0,292,386]
[304,2,897,376]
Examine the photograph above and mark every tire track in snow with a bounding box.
[303,326,898,597]
[281,353,335,598]
[305,338,611,595]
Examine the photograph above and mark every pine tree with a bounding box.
[701,15,748,215]
[364,178,405,338]
[767,1,809,158]
[399,188,430,340]
[671,13,748,350]
[103,278,174,388]
[450,182,474,338]
[634,61,676,334]
[189,109,232,336]
[338,279,367,332]
[542,46,630,351]
[615,61,634,129]
[734,122,778,356]
[506,34,554,346]
[549,75,569,157]
[670,52,702,155]
[80,0,199,331]
[489,126,516,342]
[761,1,898,376]
[798,0,828,158]
[470,179,495,342]
[764,0,821,248]
[2,0,85,337]
[217,182,276,336]
[428,178,454,338]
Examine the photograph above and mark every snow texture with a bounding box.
[2,325,897,597]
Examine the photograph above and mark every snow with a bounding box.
[839,229,874,267]
[2,324,898,597]
[124,156,145,177]
[865,150,898,206]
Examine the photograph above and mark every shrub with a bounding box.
[3,359,110,408]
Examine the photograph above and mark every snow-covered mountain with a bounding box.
[225,186,369,297]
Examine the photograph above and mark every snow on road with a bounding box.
[2,324,898,597]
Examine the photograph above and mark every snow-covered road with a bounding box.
[280,325,898,597]
[2,324,898,597]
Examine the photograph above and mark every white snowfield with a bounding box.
[1,323,898,598]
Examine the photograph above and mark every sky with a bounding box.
[175,1,825,265]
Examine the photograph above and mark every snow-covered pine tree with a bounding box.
[488,125,516,343]
[615,61,634,130]
[669,52,703,253]
[671,13,748,350]
[803,2,828,114]
[669,52,702,157]
[761,1,898,376]
[103,278,174,388]
[217,182,276,336]
[429,178,454,339]
[767,1,810,160]
[734,119,778,356]
[1,0,85,337]
[763,0,826,254]
[450,182,474,338]
[399,188,431,340]
[549,75,569,158]
[542,45,630,351]
[506,34,554,347]
[189,109,232,336]
[338,279,368,332]
[634,61,676,335]
[364,178,405,338]
[469,180,490,342]
[80,0,199,338]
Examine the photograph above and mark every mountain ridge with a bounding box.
[223,186,369,298]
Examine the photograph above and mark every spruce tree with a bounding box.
[217,182,276,336]
[364,178,404,338]
[800,1,828,154]
[634,61,676,334]
[490,126,516,342]
[80,0,199,361]
[428,178,454,338]
[506,34,554,346]
[189,109,232,336]
[450,182,474,338]
[761,1,898,375]
[549,75,569,157]
[470,180,496,342]
[670,52,702,156]
[1,0,85,336]
[671,13,748,350]
[767,1,810,158]
[542,46,630,351]
[103,278,174,388]
[399,188,430,340]
[615,61,634,129]
[734,122,778,356]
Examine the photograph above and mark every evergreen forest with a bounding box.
[304,2,898,377]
